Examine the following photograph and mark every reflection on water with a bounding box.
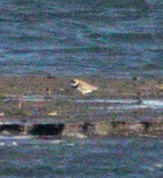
[77,99,163,110]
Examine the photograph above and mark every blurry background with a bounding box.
[0,0,162,78]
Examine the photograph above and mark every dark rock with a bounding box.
[28,123,64,136]
[0,124,24,135]
[145,122,163,136]
[81,122,95,136]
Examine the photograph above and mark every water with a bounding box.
[0,1,163,177]
[0,137,162,177]
[0,0,162,78]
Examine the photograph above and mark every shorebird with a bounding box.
[70,79,98,95]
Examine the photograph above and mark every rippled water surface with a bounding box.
[0,1,163,177]
[0,0,162,78]
[0,137,163,177]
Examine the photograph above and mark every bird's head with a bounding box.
[70,79,79,88]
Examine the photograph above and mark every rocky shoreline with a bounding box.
[0,120,162,138]
[0,76,162,138]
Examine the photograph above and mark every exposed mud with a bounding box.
[0,76,162,138]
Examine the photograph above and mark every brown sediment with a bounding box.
[0,76,162,97]
[0,76,162,138]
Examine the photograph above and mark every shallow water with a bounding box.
[77,98,163,111]
[0,137,162,177]
[0,0,162,78]
[2,95,163,112]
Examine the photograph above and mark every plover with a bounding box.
[70,79,98,95]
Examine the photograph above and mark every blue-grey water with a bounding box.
[0,0,162,78]
[0,1,163,177]
[0,137,163,178]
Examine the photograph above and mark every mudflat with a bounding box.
[0,76,163,96]
[0,76,162,137]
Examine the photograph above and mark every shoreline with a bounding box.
[0,76,162,138]
[0,120,162,138]
[1,75,162,96]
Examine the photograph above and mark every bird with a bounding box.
[70,79,98,95]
